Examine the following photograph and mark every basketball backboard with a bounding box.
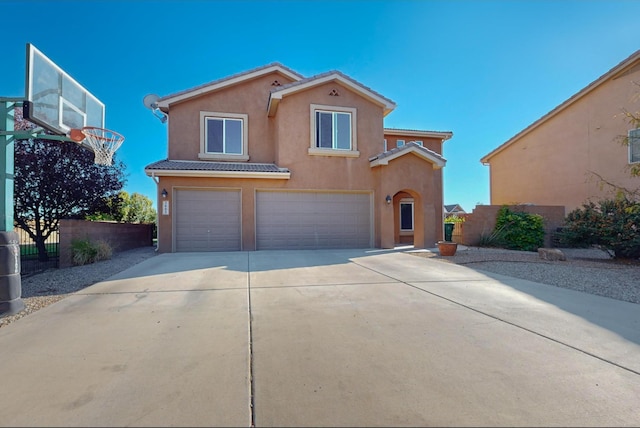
[23,43,104,135]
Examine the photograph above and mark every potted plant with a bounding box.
[438,215,465,256]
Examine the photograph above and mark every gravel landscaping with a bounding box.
[409,246,640,305]
[1,245,638,330]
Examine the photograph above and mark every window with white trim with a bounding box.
[409,140,423,146]
[397,140,405,148]
[400,201,414,231]
[199,111,249,161]
[316,111,351,149]
[383,139,388,152]
[630,128,640,164]
[309,104,359,157]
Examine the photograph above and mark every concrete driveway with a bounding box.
[0,249,639,427]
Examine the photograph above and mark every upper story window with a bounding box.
[630,128,640,164]
[383,139,388,152]
[199,111,249,161]
[316,111,351,150]
[397,140,405,148]
[309,104,359,157]
[409,140,424,147]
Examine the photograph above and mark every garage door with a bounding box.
[174,189,241,252]
[256,191,372,250]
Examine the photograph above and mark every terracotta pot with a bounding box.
[437,241,458,256]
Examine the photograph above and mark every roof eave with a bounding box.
[268,73,396,117]
[157,64,303,108]
[144,169,291,179]
[481,49,640,164]
[369,145,446,169]
[384,128,453,140]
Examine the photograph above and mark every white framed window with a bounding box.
[629,128,640,164]
[397,140,405,148]
[309,104,359,157]
[409,140,423,147]
[199,111,249,161]
[383,139,388,152]
[400,200,414,232]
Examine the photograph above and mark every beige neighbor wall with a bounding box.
[486,62,640,213]
[458,205,565,248]
[59,220,154,268]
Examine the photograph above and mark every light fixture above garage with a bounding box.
[385,195,392,204]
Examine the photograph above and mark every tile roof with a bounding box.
[145,159,290,173]
[157,62,304,104]
[369,141,446,164]
[384,127,453,138]
[271,69,395,106]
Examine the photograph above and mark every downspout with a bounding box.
[150,171,160,252]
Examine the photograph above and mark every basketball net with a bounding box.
[79,126,125,166]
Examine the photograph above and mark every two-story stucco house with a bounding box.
[481,50,640,213]
[145,63,452,252]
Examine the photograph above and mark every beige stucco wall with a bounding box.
[155,69,446,252]
[167,72,298,163]
[487,62,640,213]
[375,154,443,248]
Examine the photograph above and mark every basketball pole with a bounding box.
[0,98,24,317]
[0,98,74,318]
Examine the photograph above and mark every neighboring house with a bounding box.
[481,49,640,214]
[145,63,452,252]
[443,204,466,216]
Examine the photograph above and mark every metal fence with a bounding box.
[15,225,59,276]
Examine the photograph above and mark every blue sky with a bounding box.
[2,0,640,213]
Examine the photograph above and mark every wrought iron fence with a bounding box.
[15,225,59,276]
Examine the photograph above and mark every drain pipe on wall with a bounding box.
[150,172,160,252]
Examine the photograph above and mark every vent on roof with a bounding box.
[329,88,340,96]
[271,80,282,86]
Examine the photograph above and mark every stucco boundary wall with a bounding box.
[455,205,566,248]
[59,219,154,268]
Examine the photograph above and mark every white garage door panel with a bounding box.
[256,192,371,250]
[175,189,241,252]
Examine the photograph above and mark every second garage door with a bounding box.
[174,189,241,252]
[256,191,372,250]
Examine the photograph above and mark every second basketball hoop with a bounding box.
[69,126,125,166]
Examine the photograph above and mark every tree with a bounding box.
[14,109,126,261]
[122,192,156,223]
[88,191,156,224]
[588,81,640,197]
[616,80,640,178]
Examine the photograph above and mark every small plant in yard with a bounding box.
[71,238,113,266]
[478,222,509,247]
[444,214,465,223]
[481,206,545,251]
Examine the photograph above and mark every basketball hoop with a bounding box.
[70,126,125,166]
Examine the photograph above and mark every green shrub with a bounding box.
[71,238,113,266]
[95,240,113,261]
[478,222,509,248]
[560,197,640,259]
[484,206,545,252]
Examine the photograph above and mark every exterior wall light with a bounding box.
[161,188,168,198]
[385,195,392,205]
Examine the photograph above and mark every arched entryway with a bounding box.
[391,189,423,247]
